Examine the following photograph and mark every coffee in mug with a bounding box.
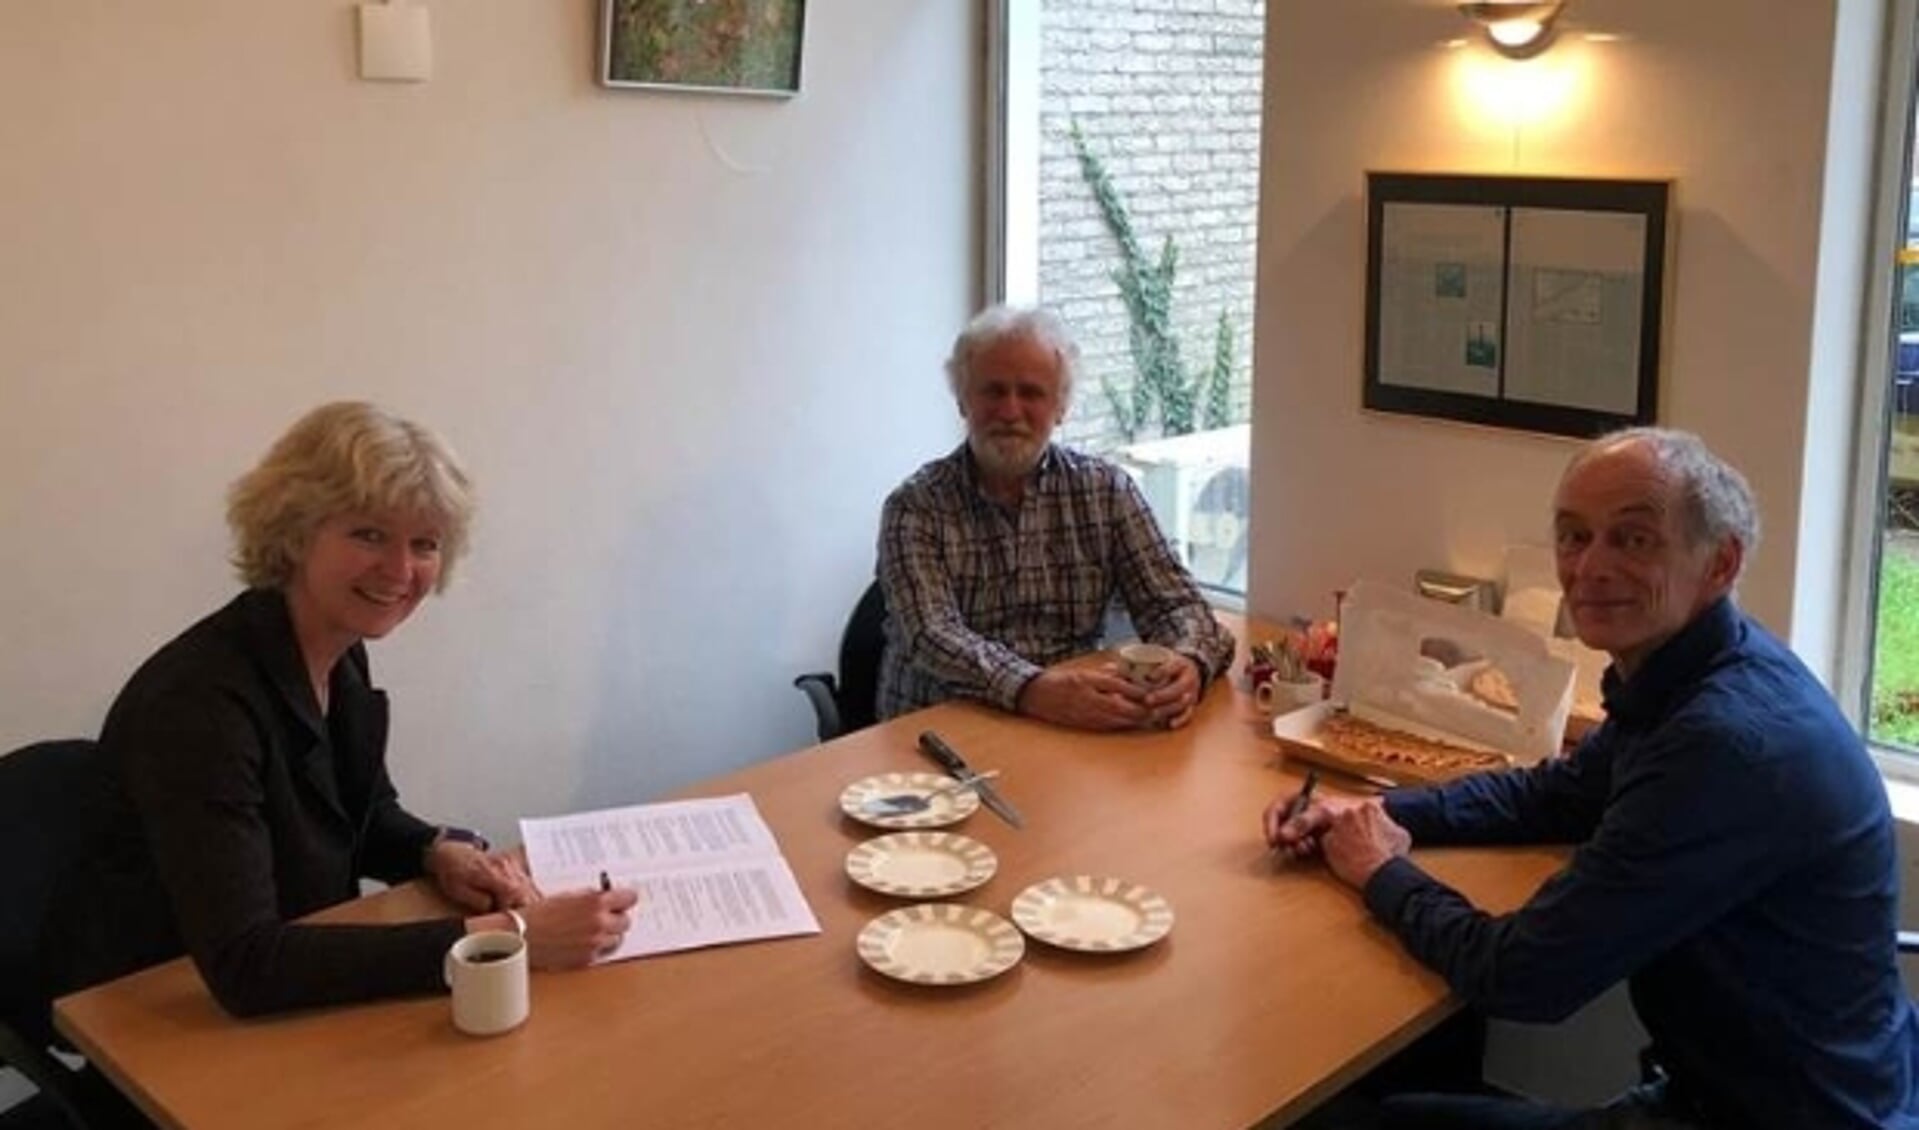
[444,931,529,1036]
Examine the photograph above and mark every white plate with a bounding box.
[1010,876,1175,953]
[845,832,997,898]
[856,904,1024,985]
[838,772,981,830]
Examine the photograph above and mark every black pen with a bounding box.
[599,870,611,893]
[1282,770,1320,827]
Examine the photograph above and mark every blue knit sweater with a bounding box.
[1366,598,1919,1129]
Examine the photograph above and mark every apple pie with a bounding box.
[1467,666,1520,713]
[1316,713,1512,776]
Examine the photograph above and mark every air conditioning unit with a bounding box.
[1112,424,1250,592]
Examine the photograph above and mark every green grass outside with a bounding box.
[1871,547,1919,745]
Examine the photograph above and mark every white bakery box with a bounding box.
[1271,580,1578,787]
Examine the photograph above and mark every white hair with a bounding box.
[943,304,1079,406]
[1568,426,1761,578]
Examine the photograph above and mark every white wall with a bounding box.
[1251,0,1886,1103]
[1250,0,1840,646]
[0,1,977,842]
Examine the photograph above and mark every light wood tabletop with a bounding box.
[56,615,1567,1129]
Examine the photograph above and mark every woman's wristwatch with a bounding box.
[424,825,490,864]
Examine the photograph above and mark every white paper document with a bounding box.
[519,794,821,963]
[1376,201,1507,397]
[1503,208,1647,414]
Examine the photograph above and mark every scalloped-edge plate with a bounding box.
[1010,876,1174,953]
[856,903,1024,985]
[839,772,981,830]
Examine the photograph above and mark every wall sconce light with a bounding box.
[1458,1,1566,59]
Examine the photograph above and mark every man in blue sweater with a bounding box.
[1269,428,1919,1129]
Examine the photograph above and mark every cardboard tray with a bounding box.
[1270,702,1514,789]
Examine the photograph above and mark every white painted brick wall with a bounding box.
[1039,0,1265,451]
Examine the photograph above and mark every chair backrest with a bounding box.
[833,581,888,736]
[0,739,104,1046]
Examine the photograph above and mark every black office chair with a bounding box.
[793,580,888,742]
[0,739,114,1130]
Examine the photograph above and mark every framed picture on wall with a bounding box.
[1363,172,1672,439]
[600,0,806,98]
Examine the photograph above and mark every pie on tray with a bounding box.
[1283,711,1513,785]
[1466,666,1520,713]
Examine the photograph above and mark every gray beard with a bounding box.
[969,433,1044,480]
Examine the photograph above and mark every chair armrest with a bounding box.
[793,674,844,743]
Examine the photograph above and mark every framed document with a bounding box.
[1363,173,1671,438]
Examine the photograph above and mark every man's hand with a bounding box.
[1262,790,1372,859]
[1017,667,1152,731]
[1141,654,1204,729]
[1319,801,1412,889]
[428,841,539,912]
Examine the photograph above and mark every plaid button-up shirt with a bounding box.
[876,443,1236,718]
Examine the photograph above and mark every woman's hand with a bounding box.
[510,888,640,970]
[427,842,539,911]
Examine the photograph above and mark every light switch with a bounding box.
[358,4,432,83]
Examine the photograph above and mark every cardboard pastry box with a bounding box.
[1271,581,1578,786]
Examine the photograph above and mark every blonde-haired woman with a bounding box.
[47,402,635,1017]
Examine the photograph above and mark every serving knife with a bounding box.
[917,731,1024,829]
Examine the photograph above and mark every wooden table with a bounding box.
[57,619,1566,1129]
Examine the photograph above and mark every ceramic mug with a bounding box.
[1117,642,1178,687]
[1255,673,1325,716]
[444,931,529,1036]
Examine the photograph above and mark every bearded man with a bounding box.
[874,304,1235,731]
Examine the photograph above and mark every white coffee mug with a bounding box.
[444,931,529,1036]
[1117,642,1178,686]
[1256,673,1325,716]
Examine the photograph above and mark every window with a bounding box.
[1847,1,1919,760]
[986,0,1265,598]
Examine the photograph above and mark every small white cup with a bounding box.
[1256,673,1325,716]
[1117,642,1178,687]
[444,931,529,1036]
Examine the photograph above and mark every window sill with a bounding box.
[1874,750,1919,827]
[1202,586,1246,615]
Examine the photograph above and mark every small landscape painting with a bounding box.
[602,0,806,97]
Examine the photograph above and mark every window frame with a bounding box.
[1841,0,1919,780]
[980,0,1040,308]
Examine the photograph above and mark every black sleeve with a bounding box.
[121,692,464,1017]
[357,763,440,885]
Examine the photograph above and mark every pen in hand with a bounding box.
[1279,770,1320,834]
